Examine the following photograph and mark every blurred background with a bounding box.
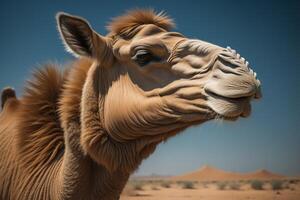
[0,0,299,177]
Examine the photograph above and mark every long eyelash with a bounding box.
[132,50,161,67]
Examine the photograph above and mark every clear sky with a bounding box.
[0,0,299,176]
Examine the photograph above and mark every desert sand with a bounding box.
[121,184,300,200]
[121,166,300,200]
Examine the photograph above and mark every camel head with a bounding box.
[57,10,261,172]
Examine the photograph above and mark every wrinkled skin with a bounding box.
[95,26,261,142]
[58,12,261,170]
[0,10,262,200]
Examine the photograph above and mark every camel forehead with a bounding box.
[133,24,167,38]
[113,24,186,58]
[131,25,185,48]
[134,24,184,40]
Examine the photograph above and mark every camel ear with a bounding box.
[56,12,104,58]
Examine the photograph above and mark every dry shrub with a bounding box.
[176,180,184,185]
[251,180,264,190]
[131,181,144,191]
[181,181,195,189]
[229,181,241,190]
[217,182,227,190]
[161,181,171,188]
[288,179,297,184]
[271,180,284,190]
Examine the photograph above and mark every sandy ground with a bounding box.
[121,181,300,200]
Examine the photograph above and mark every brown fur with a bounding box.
[0,9,261,200]
[16,65,65,170]
[107,9,175,39]
[0,59,130,199]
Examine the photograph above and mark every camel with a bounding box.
[0,9,261,200]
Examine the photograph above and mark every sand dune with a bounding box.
[172,165,285,181]
[242,169,284,180]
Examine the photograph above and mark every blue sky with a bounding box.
[0,0,299,176]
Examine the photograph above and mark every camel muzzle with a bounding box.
[203,45,262,103]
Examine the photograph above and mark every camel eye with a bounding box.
[132,50,160,67]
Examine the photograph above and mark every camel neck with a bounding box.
[56,99,129,199]
[56,140,129,200]
[54,60,129,200]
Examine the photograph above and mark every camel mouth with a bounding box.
[206,90,250,103]
[205,90,252,120]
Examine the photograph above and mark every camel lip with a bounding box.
[203,77,258,100]
[205,90,250,103]
[205,90,252,119]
